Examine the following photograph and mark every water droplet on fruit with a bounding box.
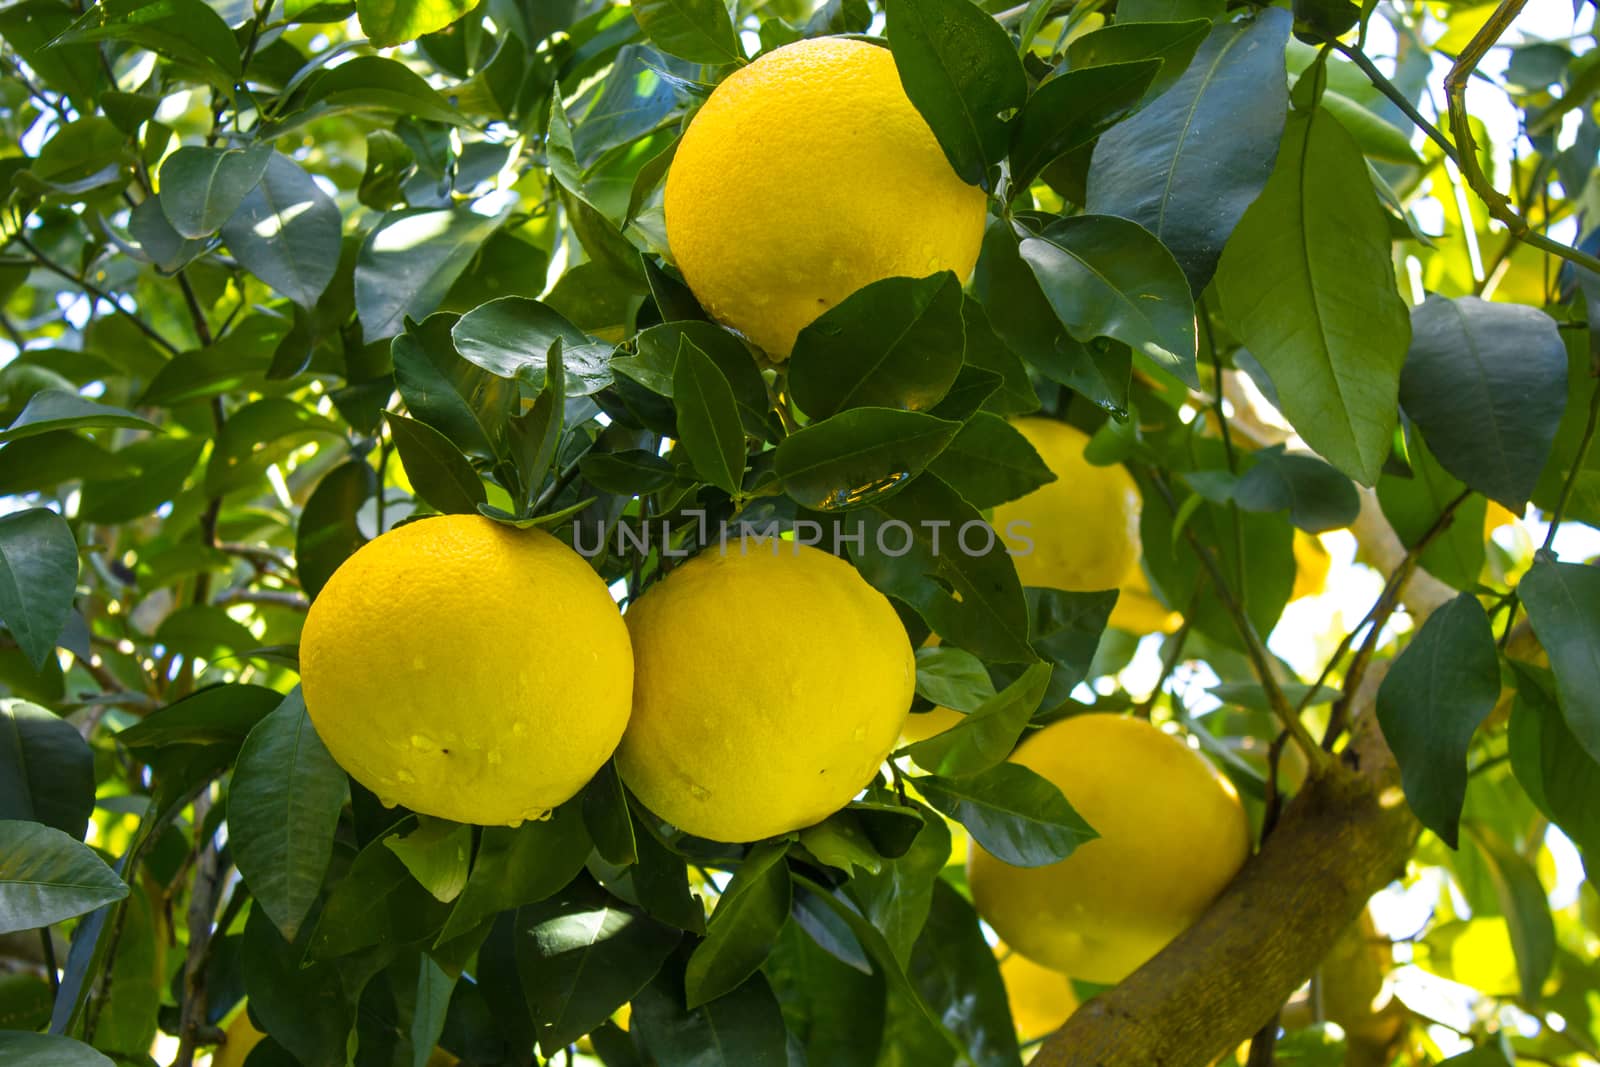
[487,749,504,766]
[410,734,437,753]
[396,769,415,784]
[689,783,711,801]
[506,816,524,829]
[379,795,398,808]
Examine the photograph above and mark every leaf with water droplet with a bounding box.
[775,408,961,512]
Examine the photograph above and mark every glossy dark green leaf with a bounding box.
[1232,446,1361,532]
[1023,588,1119,697]
[157,144,271,239]
[0,1032,115,1066]
[1376,427,1486,591]
[437,805,592,943]
[1467,823,1556,1005]
[630,321,776,441]
[852,474,1032,662]
[0,508,78,671]
[293,56,467,129]
[356,205,510,341]
[633,949,789,1067]
[633,0,742,64]
[228,690,347,942]
[1400,296,1569,510]
[383,817,472,903]
[130,198,211,273]
[631,817,707,934]
[673,337,747,497]
[927,411,1055,510]
[961,299,1039,416]
[356,0,475,46]
[55,0,241,91]
[308,833,452,959]
[392,313,515,459]
[916,762,1094,866]
[518,874,681,1053]
[1376,593,1500,848]
[789,273,965,420]
[1088,8,1291,292]
[388,412,487,514]
[0,701,94,839]
[0,389,159,443]
[907,663,1051,777]
[909,880,1021,1067]
[451,296,612,394]
[1065,17,1211,97]
[1508,664,1600,859]
[117,687,284,754]
[1215,102,1410,486]
[765,920,886,1067]
[297,461,376,601]
[775,408,959,512]
[221,152,342,309]
[685,843,791,1008]
[1518,560,1600,767]
[970,221,1131,415]
[0,432,139,495]
[241,906,356,1067]
[582,760,637,866]
[580,450,676,495]
[1009,60,1163,193]
[885,0,1027,185]
[0,819,127,934]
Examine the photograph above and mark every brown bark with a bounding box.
[1032,704,1418,1067]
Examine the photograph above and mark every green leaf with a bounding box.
[1508,664,1600,860]
[0,819,127,934]
[1008,59,1163,194]
[116,683,283,751]
[220,153,342,309]
[0,432,139,495]
[631,321,778,441]
[387,412,487,514]
[240,905,357,1067]
[843,806,950,966]
[228,690,347,942]
[765,921,886,1067]
[0,508,77,671]
[925,412,1054,510]
[633,0,743,65]
[916,762,1095,866]
[961,298,1039,416]
[673,337,747,497]
[292,56,468,129]
[853,474,1033,662]
[1375,593,1500,848]
[789,273,966,419]
[518,874,682,1054]
[1399,296,1569,510]
[393,313,515,460]
[437,805,592,944]
[0,389,160,443]
[451,296,611,394]
[775,408,960,512]
[581,760,637,866]
[355,204,510,341]
[908,880,1021,1067]
[1517,560,1600,767]
[1215,103,1410,486]
[54,0,241,91]
[1231,446,1361,532]
[307,833,452,959]
[970,221,1132,416]
[384,817,472,903]
[580,450,677,495]
[914,645,996,712]
[157,144,271,239]
[297,461,376,601]
[1376,427,1486,591]
[1088,8,1291,292]
[884,0,1028,185]
[1466,824,1556,1006]
[0,701,94,839]
[357,0,475,46]
[0,1032,115,1066]
[906,662,1051,776]
[203,397,343,495]
[130,198,210,273]
[633,950,789,1067]
[1065,18,1211,98]
[685,843,791,1009]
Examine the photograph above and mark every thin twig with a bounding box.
[213,588,309,611]
[171,793,224,1067]
[1327,40,1457,165]
[39,928,59,995]
[1541,377,1600,554]
[15,235,181,355]
[1145,470,1326,766]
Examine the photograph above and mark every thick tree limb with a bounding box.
[1033,707,1418,1067]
